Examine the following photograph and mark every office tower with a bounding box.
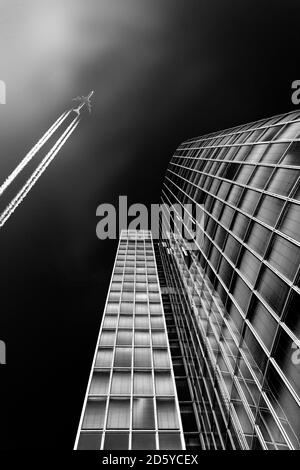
[160,110,300,449]
[75,110,300,451]
[75,230,185,450]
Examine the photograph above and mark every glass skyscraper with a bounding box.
[75,110,300,450]
[75,230,185,450]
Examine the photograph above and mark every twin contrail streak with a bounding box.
[0,111,71,197]
[0,114,80,228]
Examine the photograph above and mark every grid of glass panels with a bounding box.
[160,110,300,450]
[75,230,184,450]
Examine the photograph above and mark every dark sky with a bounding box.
[0,0,299,449]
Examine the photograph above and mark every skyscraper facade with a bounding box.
[160,110,300,449]
[75,110,300,450]
[75,230,185,450]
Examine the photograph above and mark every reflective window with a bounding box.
[135,330,150,346]
[99,331,115,346]
[117,330,132,346]
[114,347,132,367]
[249,166,274,190]
[134,347,152,368]
[119,315,133,328]
[238,189,261,215]
[255,195,284,227]
[231,212,250,241]
[103,433,129,449]
[267,235,300,281]
[279,203,300,242]
[231,275,251,311]
[82,399,106,429]
[89,371,110,395]
[107,398,130,429]
[238,249,260,286]
[156,399,179,429]
[132,433,156,450]
[248,299,278,350]
[77,432,102,450]
[111,371,131,395]
[159,433,182,450]
[267,168,299,197]
[260,143,288,163]
[224,234,241,264]
[245,222,272,257]
[135,315,149,328]
[96,348,113,368]
[132,398,155,429]
[235,164,255,184]
[155,372,175,396]
[153,349,171,368]
[281,141,300,166]
[257,267,289,316]
[103,315,118,328]
[133,371,153,395]
[283,291,300,336]
[152,331,168,346]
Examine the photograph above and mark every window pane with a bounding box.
[134,348,152,367]
[238,249,260,286]
[99,331,115,346]
[96,348,113,367]
[133,371,153,395]
[224,234,241,264]
[114,347,132,367]
[281,141,300,165]
[82,399,106,429]
[283,291,300,336]
[245,222,272,256]
[155,372,175,395]
[249,299,278,350]
[255,195,284,227]
[107,398,130,429]
[103,432,129,450]
[132,433,156,450]
[151,316,165,329]
[135,331,150,346]
[257,267,289,316]
[248,166,273,190]
[111,371,131,395]
[279,203,300,243]
[89,371,110,395]
[78,432,102,450]
[153,349,171,368]
[267,235,300,281]
[103,315,118,328]
[156,399,179,429]
[135,303,148,315]
[231,275,251,312]
[119,315,133,328]
[159,433,182,450]
[260,143,288,163]
[117,330,132,345]
[267,168,299,197]
[135,315,149,328]
[152,331,168,346]
[133,398,155,429]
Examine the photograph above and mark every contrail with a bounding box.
[0,110,71,197]
[0,115,80,228]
